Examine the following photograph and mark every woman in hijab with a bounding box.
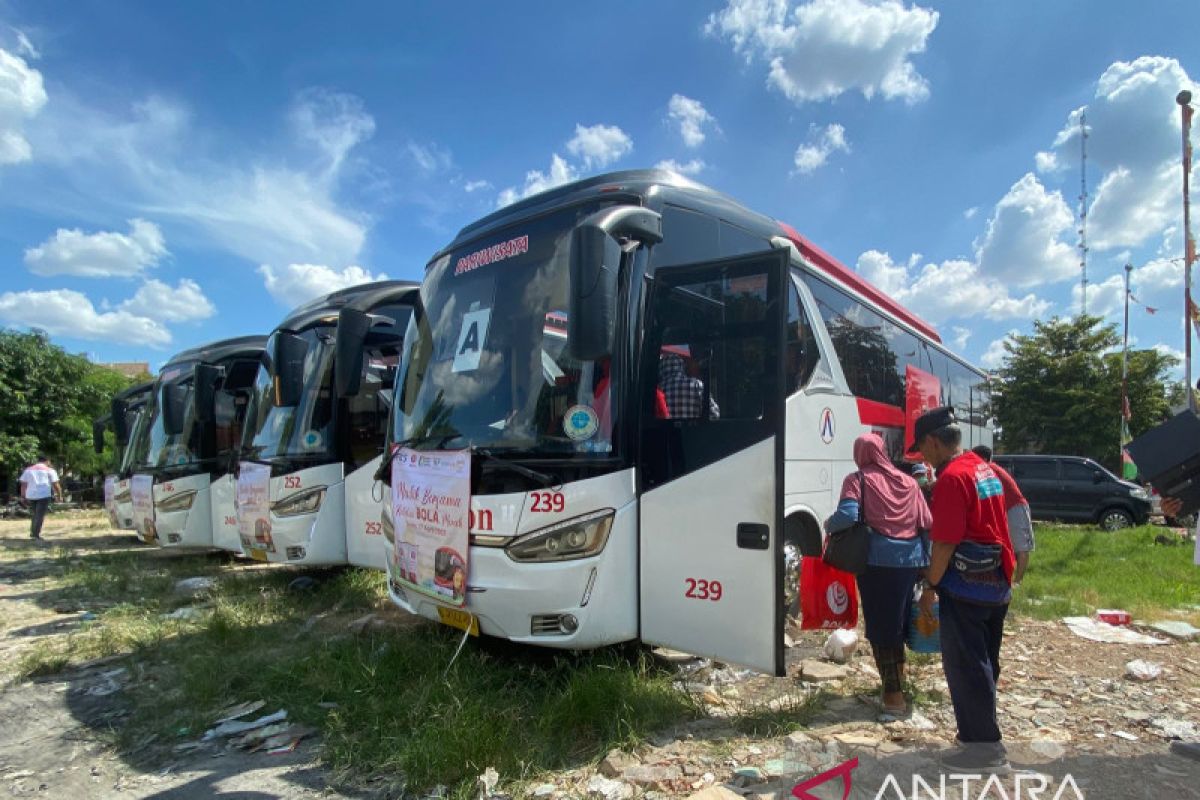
[825,432,932,715]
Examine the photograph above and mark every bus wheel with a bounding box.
[783,539,801,618]
[783,514,817,619]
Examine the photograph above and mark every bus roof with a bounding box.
[114,379,156,403]
[438,169,941,344]
[160,335,269,373]
[278,280,419,333]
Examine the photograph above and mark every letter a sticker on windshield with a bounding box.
[452,308,491,373]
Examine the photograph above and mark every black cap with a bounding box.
[907,406,957,454]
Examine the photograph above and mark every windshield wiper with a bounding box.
[474,448,556,488]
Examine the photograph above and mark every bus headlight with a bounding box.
[506,510,614,563]
[157,491,196,513]
[273,487,326,517]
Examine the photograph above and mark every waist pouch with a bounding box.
[940,542,1011,606]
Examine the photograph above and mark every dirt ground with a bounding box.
[1,512,1198,800]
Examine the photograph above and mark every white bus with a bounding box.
[130,336,267,549]
[237,281,417,567]
[95,381,154,530]
[385,170,991,674]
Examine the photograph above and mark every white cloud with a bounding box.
[974,173,1077,288]
[1070,273,1125,318]
[0,46,47,164]
[258,263,388,309]
[980,331,1018,370]
[667,94,718,148]
[0,288,171,347]
[290,88,376,179]
[706,0,939,105]
[1132,255,1183,294]
[22,90,370,268]
[497,154,577,208]
[464,179,492,193]
[566,123,632,170]
[406,141,453,174]
[950,326,971,352]
[857,249,1052,325]
[120,278,214,323]
[9,27,39,60]
[793,122,850,174]
[1047,57,1196,251]
[963,206,978,220]
[24,218,167,278]
[1034,151,1061,173]
[655,158,706,176]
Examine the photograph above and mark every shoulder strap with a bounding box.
[857,472,866,522]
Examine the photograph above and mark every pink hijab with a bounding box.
[840,433,931,539]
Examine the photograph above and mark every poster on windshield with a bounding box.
[237,462,274,554]
[131,475,156,543]
[103,477,118,527]
[389,448,472,606]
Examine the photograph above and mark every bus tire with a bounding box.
[783,513,819,619]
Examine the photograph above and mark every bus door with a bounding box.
[638,249,788,675]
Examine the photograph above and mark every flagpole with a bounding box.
[1178,90,1195,411]
[1122,262,1131,464]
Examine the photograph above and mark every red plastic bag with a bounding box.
[800,556,859,630]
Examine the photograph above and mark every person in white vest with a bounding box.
[19,455,63,541]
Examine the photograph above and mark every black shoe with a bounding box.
[940,744,1011,773]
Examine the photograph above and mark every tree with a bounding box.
[0,330,142,491]
[993,315,1178,472]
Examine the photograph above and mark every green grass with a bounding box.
[12,546,701,796]
[1011,524,1200,623]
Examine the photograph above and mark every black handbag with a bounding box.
[823,473,871,575]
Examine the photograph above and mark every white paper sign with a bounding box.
[389,448,472,606]
[237,462,274,553]
[452,309,491,373]
[103,476,117,526]
[131,474,156,543]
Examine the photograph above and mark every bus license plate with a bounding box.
[436,606,479,636]
[248,549,268,562]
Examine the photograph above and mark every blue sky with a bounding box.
[0,0,1196,379]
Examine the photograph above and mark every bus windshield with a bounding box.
[242,327,336,461]
[141,379,201,470]
[118,408,147,475]
[394,204,618,456]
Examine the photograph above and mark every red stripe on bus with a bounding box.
[777,222,942,344]
[856,397,906,428]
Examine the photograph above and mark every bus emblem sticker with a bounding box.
[563,405,599,441]
[819,408,835,444]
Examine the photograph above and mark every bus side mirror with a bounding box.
[274,333,309,407]
[335,307,371,398]
[569,206,663,361]
[162,383,189,436]
[111,399,131,444]
[193,364,223,425]
[92,420,106,454]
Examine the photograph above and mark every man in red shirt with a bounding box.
[909,407,1013,772]
[973,445,1034,585]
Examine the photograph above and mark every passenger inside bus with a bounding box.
[659,349,720,420]
[592,358,668,440]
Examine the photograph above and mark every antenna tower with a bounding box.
[1078,110,1089,316]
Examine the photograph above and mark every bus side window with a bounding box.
[786,280,818,393]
